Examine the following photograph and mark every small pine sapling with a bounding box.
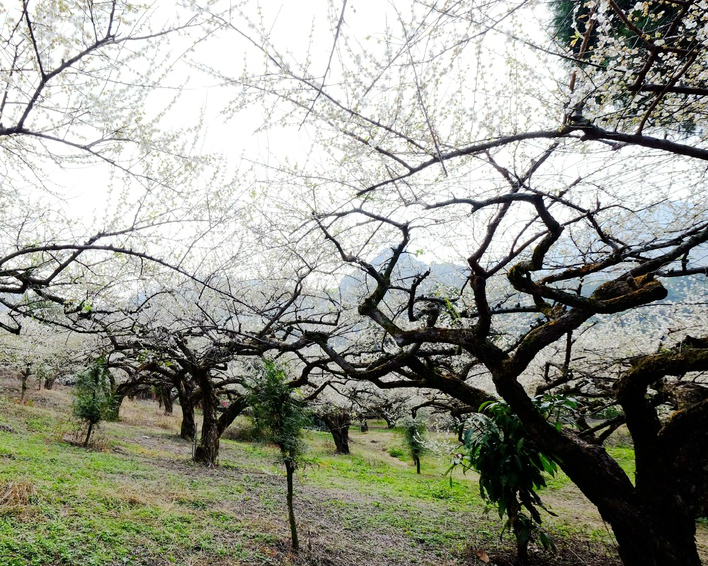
[72,358,114,447]
[248,360,310,550]
[399,416,428,474]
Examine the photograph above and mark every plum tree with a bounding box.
[204,1,708,563]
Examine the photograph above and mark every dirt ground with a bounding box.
[2,376,706,566]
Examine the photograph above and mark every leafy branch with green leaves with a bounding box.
[449,396,577,564]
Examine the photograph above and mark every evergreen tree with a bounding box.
[248,361,310,550]
[72,359,114,448]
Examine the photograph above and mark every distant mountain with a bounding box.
[338,247,706,309]
[339,249,467,299]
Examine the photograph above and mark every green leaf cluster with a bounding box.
[247,360,310,467]
[72,358,115,427]
[449,396,576,553]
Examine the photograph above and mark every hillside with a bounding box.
[0,377,704,566]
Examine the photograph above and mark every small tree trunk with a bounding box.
[510,510,529,566]
[83,422,94,448]
[360,419,368,432]
[285,459,299,551]
[321,412,351,454]
[414,454,421,474]
[20,371,29,403]
[456,420,465,443]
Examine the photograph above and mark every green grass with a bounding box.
[0,427,253,566]
[0,389,647,565]
[0,408,485,564]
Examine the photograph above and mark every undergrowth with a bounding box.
[0,384,647,566]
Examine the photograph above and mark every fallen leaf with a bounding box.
[477,549,490,563]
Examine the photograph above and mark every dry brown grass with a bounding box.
[0,480,35,511]
[118,399,182,432]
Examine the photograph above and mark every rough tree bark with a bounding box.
[192,368,220,466]
[190,368,247,464]
[43,374,58,390]
[176,380,197,441]
[160,385,174,414]
[492,359,704,566]
[320,410,351,454]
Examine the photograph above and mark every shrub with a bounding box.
[398,416,428,474]
[387,447,406,459]
[247,360,310,550]
[449,396,576,564]
[72,359,114,448]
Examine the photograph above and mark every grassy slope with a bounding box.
[0,381,699,566]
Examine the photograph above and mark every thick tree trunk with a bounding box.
[194,424,219,465]
[162,387,174,414]
[491,372,703,566]
[193,369,219,466]
[608,507,700,566]
[320,411,351,454]
[44,374,57,390]
[285,460,299,550]
[176,380,196,440]
[180,400,197,441]
[194,397,219,466]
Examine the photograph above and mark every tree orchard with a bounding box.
[203,1,708,564]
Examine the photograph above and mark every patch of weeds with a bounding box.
[387,447,406,459]
[606,446,635,480]
[25,415,55,433]
[427,484,454,500]
[222,421,260,442]
[0,481,35,507]
[175,497,209,510]
[543,470,574,490]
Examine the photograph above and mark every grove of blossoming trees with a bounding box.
[201,1,708,564]
[2,1,708,565]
